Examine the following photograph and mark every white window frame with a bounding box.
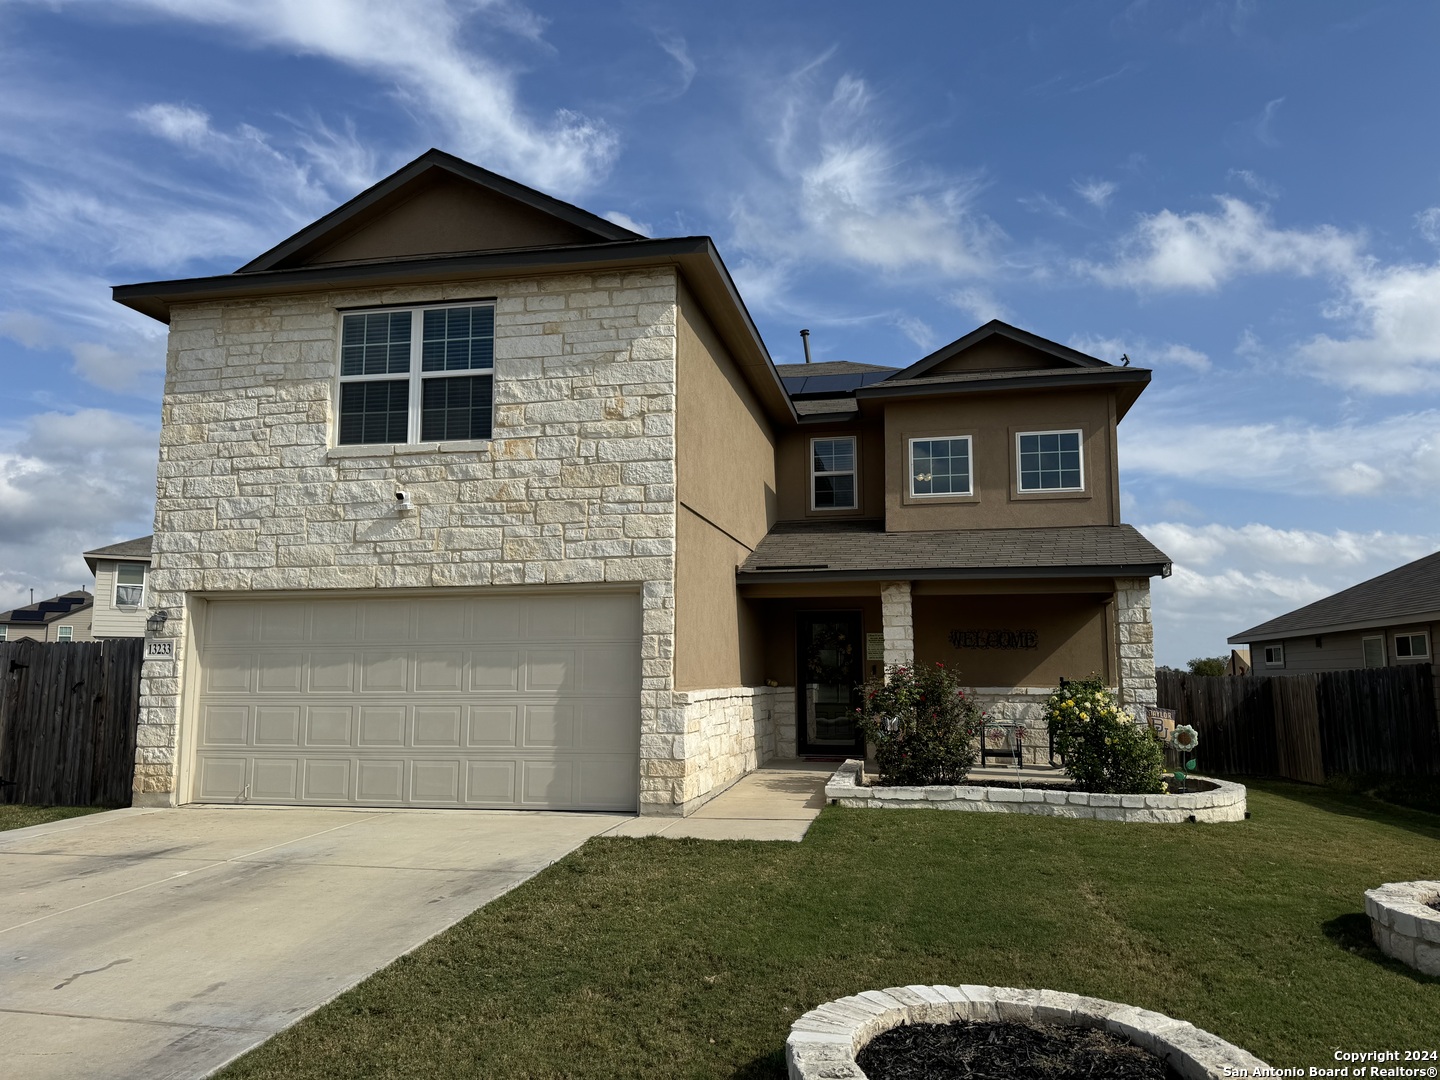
[810,436,858,511]
[1015,428,1085,493]
[0,625,7,642]
[1362,634,1386,668]
[56,625,73,641]
[1394,630,1431,661]
[335,300,497,447]
[114,562,145,609]
[908,435,973,498]
[1263,644,1284,667]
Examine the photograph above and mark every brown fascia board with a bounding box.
[736,562,1172,584]
[853,367,1151,418]
[1228,609,1440,645]
[113,236,798,426]
[237,149,641,273]
[888,319,1111,381]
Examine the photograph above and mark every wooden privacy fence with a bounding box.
[0,638,143,806]
[1157,664,1440,783]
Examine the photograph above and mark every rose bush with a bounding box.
[1044,675,1166,794]
[855,662,983,785]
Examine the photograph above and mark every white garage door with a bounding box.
[190,592,640,811]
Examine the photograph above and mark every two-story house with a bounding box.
[0,590,94,642]
[113,149,1169,815]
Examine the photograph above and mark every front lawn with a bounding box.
[0,804,105,832]
[220,781,1439,1079]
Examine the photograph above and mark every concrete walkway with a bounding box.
[0,805,627,1080]
[605,759,832,841]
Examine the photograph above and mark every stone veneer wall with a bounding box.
[141,268,695,812]
[880,581,914,669]
[670,685,785,807]
[1115,576,1156,709]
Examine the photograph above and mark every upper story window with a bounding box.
[338,302,495,445]
[57,625,73,641]
[0,625,7,641]
[1263,644,1284,667]
[115,563,145,608]
[1016,430,1083,492]
[909,436,972,497]
[811,437,857,510]
[1395,631,1430,660]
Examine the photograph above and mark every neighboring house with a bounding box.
[83,535,154,638]
[112,149,1170,814]
[1225,648,1251,677]
[1230,551,1438,680]
[0,591,94,642]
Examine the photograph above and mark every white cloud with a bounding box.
[1419,207,1440,245]
[892,314,935,351]
[110,0,617,195]
[655,30,697,95]
[1120,409,1440,497]
[1072,178,1117,209]
[602,210,650,236]
[0,409,159,611]
[1251,96,1284,148]
[1081,196,1363,291]
[726,60,998,309]
[1069,333,1210,371]
[1142,520,1440,665]
[948,287,1010,324]
[1228,168,1280,199]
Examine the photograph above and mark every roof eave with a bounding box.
[854,368,1152,402]
[737,561,1172,584]
[1228,608,1440,644]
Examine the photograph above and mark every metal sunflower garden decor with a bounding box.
[1170,724,1200,792]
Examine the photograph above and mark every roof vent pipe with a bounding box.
[800,328,812,364]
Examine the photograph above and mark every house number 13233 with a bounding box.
[144,640,174,659]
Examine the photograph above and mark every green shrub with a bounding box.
[855,662,984,785]
[1044,675,1166,794]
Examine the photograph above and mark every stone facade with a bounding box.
[880,581,914,669]
[1115,576,1156,708]
[669,685,788,808]
[141,268,693,811]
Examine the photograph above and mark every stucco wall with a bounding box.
[142,267,697,811]
[774,422,886,522]
[882,388,1119,532]
[673,281,775,690]
[91,560,149,638]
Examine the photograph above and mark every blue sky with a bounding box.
[2,0,1438,665]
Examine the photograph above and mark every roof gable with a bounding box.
[238,149,642,273]
[886,320,1112,382]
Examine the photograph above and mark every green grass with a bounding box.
[219,781,1439,1080]
[0,804,104,832]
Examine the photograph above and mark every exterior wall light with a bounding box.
[146,609,170,634]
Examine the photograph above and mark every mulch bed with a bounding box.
[855,1018,1182,1080]
[869,778,1220,795]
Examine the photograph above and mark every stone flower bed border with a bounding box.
[786,985,1269,1080]
[825,760,1246,823]
[1365,881,1440,976]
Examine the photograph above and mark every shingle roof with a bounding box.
[1230,549,1440,642]
[793,398,859,418]
[0,590,93,626]
[737,520,1171,581]
[774,361,897,376]
[83,535,153,561]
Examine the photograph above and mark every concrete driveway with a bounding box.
[0,805,628,1080]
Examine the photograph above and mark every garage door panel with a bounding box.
[357,760,404,802]
[309,654,356,693]
[358,706,407,747]
[252,758,299,800]
[414,706,463,747]
[468,707,518,747]
[360,651,409,692]
[305,706,353,747]
[470,650,519,691]
[194,592,640,811]
[254,706,301,746]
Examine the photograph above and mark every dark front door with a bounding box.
[797,612,866,757]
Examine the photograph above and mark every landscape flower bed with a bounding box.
[825,759,1247,823]
[1365,881,1440,976]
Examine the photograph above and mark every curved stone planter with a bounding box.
[786,985,1269,1080]
[825,760,1246,823]
[1366,881,1440,975]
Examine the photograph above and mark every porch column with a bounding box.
[880,580,914,671]
[1115,577,1157,709]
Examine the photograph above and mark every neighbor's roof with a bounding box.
[83,535,153,574]
[737,521,1171,582]
[774,361,897,377]
[0,590,93,626]
[1230,549,1440,643]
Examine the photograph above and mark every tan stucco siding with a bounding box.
[883,389,1118,531]
[752,594,886,687]
[672,281,776,690]
[913,592,1110,687]
[775,422,885,521]
[925,338,1070,375]
[91,560,149,638]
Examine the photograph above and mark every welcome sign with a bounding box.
[948,629,1039,650]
